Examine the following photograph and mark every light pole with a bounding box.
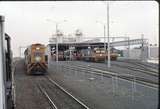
[96,3,110,68]
[107,2,110,68]
[46,19,67,62]
[55,23,58,62]
[141,34,144,61]
[96,21,107,63]
[148,42,150,59]
[128,37,130,58]
[99,1,111,68]
[19,46,27,58]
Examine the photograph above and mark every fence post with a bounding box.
[115,73,118,93]
[131,75,137,101]
[112,76,115,95]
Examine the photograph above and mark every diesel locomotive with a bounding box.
[51,51,65,61]
[24,43,48,74]
[80,48,118,62]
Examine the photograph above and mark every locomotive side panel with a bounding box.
[80,48,118,62]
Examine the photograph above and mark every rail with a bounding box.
[37,83,58,109]
[60,63,158,89]
[47,76,90,109]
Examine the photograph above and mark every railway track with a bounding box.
[37,83,58,109]
[59,62,158,89]
[110,63,158,77]
[79,60,158,77]
[72,61,158,80]
[37,76,90,109]
[116,60,159,72]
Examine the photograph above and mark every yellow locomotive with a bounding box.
[24,43,48,74]
[81,48,118,62]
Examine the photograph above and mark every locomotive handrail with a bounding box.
[11,60,16,108]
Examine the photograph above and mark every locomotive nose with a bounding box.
[35,56,41,62]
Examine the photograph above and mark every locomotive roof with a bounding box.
[31,43,45,46]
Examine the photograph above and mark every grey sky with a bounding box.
[0,1,158,57]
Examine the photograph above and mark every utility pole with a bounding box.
[128,37,130,58]
[96,21,106,64]
[104,25,107,63]
[56,23,58,62]
[19,46,21,58]
[46,19,67,63]
[69,46,72,61]
[107,2,111,68]
[19,46,27,58]
[148,41,150,59]
[141,34,144,61]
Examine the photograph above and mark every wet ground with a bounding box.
[49,61,158,109]
[15,59,51,109]
[15,59,158,109]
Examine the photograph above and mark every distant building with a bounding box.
[49,30,63,44]
[122,46,148,60]
[75,29,83,42]
[49,29,84,44]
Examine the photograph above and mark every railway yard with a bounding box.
[0,2,159,109]
[14,58,158,109]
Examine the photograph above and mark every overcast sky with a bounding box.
[0,1,159,57]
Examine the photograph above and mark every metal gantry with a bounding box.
[110,38,148,46]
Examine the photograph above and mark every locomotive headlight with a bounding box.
[35,56,41,62]
[36,47,40,50]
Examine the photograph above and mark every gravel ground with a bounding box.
[15,59,87,109]
[117,59,159,69]
[66,61,158,84]
[39,78,86,109]
[113,59,159,71]
[49,61,158,109]
[15,59,51,109]
[14,59,158,109]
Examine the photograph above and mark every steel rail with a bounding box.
[116,60,159,71]
[129,62,159,72]
[76,63,158,83]
[37,83,58,109]
[64,64,158,84]
[73,61,158,76]
[110,63,158,77]
[71,61,158,79]
[61,63,158,89]
[47,77,90,109]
